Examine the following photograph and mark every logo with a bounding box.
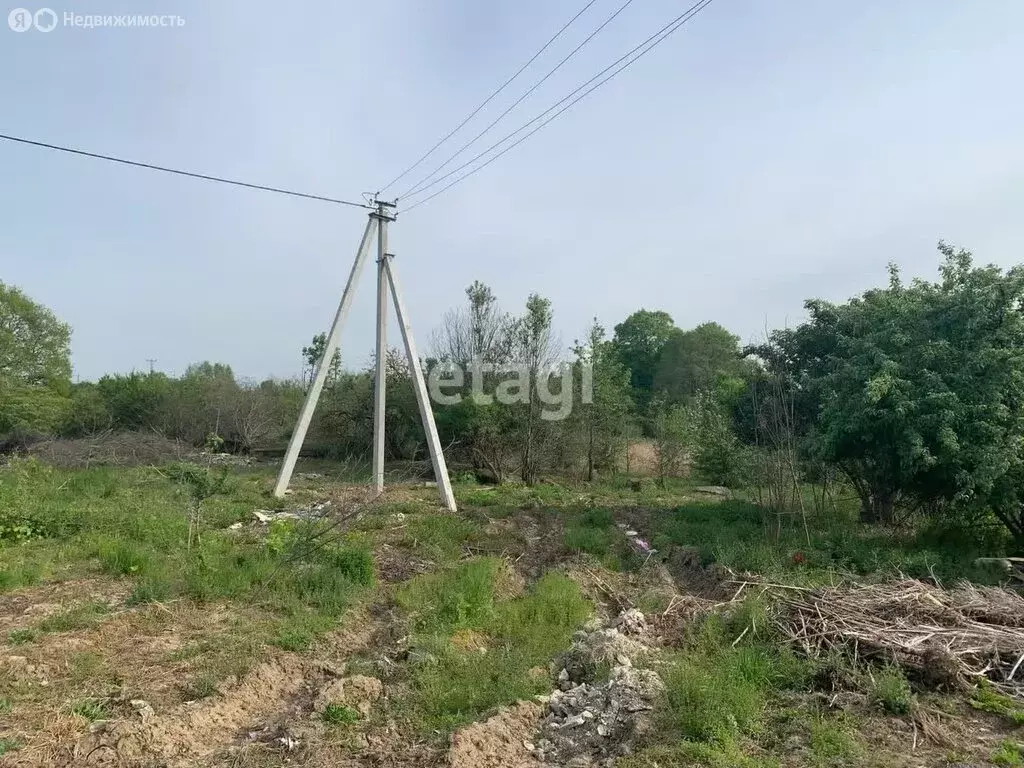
[34,7,56,31]
[7,7,31,30]
[7,6,56,31]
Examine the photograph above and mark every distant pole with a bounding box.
[146,358,157,374]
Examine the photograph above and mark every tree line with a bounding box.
[2,242,1023,549]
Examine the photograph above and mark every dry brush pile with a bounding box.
[770,579,1024,698]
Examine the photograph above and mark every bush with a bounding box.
[870,667,913,715]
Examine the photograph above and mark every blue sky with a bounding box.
[2,0,1022,381]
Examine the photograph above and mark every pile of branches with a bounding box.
[771,579,1024,698]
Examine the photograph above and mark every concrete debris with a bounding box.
[251,500,332,525]
[535,611,664,766]
[613,609,647,636]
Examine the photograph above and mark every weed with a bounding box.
[401,568,591,731]
[992,740,1024,767]
[0,738,20,756]
[658,614,811,744]
[0,698,10,715]
[326,546,375,587]
[7,628,39,645]
[808,715,860,765]
[271,613,334,651]
[618,741,772,767]
[970,680,1024,725]
[403,514,480,560]
[68,650,104,682]
[396,558,499,633]
[94,538,151,575]
[870,667,913,715]
[37,601,109,633]
[182,672,219,700]
[68,698,109,721]
[321,703,360,725]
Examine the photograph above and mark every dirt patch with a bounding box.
[0,578,131,635]
[75,654,315,766]
[624,441,661,477]
[663,545,733,600]
[448,701,543,768]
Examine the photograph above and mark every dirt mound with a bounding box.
[313,674,384,716]
[447,701,543,768]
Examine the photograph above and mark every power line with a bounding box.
[398,0,639,200]
[377,0,603,196]
[0,134,373,209]
[401,0,716,214]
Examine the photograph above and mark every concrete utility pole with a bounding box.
[273,200,456,511]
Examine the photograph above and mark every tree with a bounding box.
[765,244,1024,539]
[431,280,516,365]
[302,333,341,388]
[0,282,71,388]
[571,319,633,480]
[611,310,676,412]
[655,322,746,403]
[0,283,72,437]
[512,293,559,484]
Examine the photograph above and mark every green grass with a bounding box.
[992,740,1024,767]
[68,698,110,721]
[396,559,591,731]
[808,715,861,765]
[0,460,375,655]
[37,601,110,633]
[970,680,1024,725]
[402,514,481,560]
[619,741,774,768]
[0,738,20,756]
[7,628,39,645]
[321,703,360,726]
[395,558,500,633]
[647,605,812,755]
[648,499,998,586]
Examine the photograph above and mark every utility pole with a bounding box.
[146,358,157,374]
[273,200,456,511]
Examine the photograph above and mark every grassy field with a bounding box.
[1,456,1022,767]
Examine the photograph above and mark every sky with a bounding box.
[2,0,1023,382]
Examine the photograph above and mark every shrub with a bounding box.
[870,667,913,715]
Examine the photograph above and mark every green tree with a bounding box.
[572,319,633,481]
[513,294,557,484]
[611,310,676,412]
[0,282,71,388]
[766,244,1024,539]
[96,372,172,433]
[655,322,746,403]
[302,333,341,388]
[0,283,72,436]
